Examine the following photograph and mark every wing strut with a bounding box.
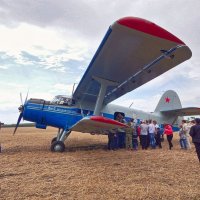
[93,76,118,116]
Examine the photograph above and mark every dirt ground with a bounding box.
[0,127,199,200]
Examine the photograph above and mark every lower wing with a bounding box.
[71,116,127,134]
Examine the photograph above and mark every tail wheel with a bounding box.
[51,141,65,152]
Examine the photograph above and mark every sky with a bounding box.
[0,0,200,124]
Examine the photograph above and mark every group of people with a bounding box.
[108,115,168,151]
[107,114,200,162]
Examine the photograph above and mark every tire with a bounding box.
[51,141,65,152]
[51,137,57,144]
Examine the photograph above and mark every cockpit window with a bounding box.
[51,96,75,106]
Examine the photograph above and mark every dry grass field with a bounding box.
[0,127,199,200]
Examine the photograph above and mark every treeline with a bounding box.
[2,123,35,128]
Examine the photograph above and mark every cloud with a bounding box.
[0,106,19,124]
[0,0,108,37]
[0,66,8,69]
[51,83,74,94]
[1,0,199,40]
[113,91,162,112]
[0,22,88,53]
[20,51,41,62]
[0,23,90,74]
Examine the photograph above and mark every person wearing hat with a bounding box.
[189,118,200,162]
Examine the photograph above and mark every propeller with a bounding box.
[24,90,29,104]
[20,92,23,105]
[13,91,29,135]
[13,113,23,135]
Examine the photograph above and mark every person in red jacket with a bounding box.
[164,123,173,150]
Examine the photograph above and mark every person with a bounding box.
[107,131,115,150]
[189,118,200,162]
[107,130,119,151]
[164,123,173,150]
[137,121,141,145]
[179,124,187,149]
[113,132,119,150]
[160,126,164,142]
[132,124,138,150]
[155,126,162,148]
[140,120,148,149]
[146,120,150,148]
[125,122,133,150]
[182,120,191,149]
[153,120,161,148]
[116,113,126,148]
[148,119,156,149]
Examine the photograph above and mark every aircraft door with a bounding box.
[32,99,47,126]
[114,112,125,121]
[39,100,50,124]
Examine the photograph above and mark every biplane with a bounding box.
[14,17,199,152]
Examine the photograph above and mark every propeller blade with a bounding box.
[13,113,23,135]
[24,90,29,104]
[20,93,23,105]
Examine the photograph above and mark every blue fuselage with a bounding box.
[23,99,122,130]
[22,98,179,132]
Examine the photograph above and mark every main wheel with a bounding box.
[51,141,65,152]
[51,137,57,144]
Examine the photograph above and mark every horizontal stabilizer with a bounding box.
[161,107,200,116]
[71,116,127,134]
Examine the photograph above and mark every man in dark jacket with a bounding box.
[189,118,200,162]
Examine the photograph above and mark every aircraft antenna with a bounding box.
[72,83,77,97]
[129,102,134,108]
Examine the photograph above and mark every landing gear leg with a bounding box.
[51,129,71,152]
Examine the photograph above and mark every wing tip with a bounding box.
[116,16,185,45]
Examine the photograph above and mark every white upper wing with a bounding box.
[73,17,192,107]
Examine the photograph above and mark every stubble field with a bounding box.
[0,127,199,200]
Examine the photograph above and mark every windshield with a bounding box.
[51,96,75,106]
